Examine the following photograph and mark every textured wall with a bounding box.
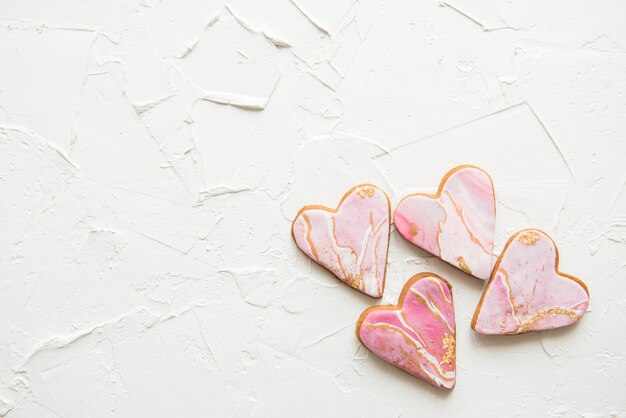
[1,1,625,417]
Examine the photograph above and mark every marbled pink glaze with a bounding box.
[292,185,390,297]
[394,166,495,280]
[357,274,456,389]
[472,229,590,335]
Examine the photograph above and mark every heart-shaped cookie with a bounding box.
[394,165,496,280]
[472,229,590,335]
[292,184,390,298]
[356,273,456,389]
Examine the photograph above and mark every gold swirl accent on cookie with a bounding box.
[518,230,540,245]
[357,187,375,199]
[518,307,581,333]
[457,256,472,275]
[441,333,455,366]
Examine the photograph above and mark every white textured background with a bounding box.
[1,0,625,417]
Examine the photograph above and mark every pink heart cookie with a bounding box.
[472,229,590,335]
[356,273,456,390]
[394,165,496,280]
[292,184,390,298]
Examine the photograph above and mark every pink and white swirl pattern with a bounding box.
[357,273,456,390]
[292,184,390,298]
[472,229,590,335]
[394,165,496,280]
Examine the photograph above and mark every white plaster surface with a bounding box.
[0,1,625,417]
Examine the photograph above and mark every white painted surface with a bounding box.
[0,1,625,416]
